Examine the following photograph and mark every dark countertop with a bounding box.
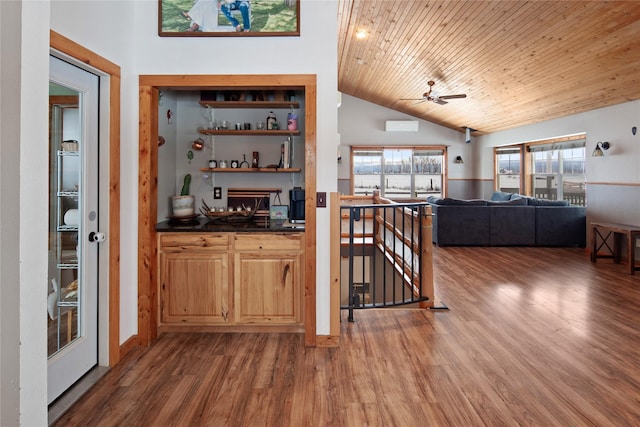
[156,217,305,233]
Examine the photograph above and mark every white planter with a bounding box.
[171,195,195,217]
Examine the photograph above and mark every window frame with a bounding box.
[493,134,586,206]
[494,146,524,194]
[350,145,448,199]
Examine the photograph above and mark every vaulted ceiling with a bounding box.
[337,0,640,136]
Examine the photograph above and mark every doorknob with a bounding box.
[88,231,106,243]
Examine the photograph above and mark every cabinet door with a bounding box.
[234,252,302,324]
[160,252,229,324]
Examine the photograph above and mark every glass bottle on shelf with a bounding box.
[267,111,277,130]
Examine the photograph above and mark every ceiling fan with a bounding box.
[401,80,467,105]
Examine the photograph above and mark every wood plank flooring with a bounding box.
[53,247,640,426]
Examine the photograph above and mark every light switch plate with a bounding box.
[317,192,326,208]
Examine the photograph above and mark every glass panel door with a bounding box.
[48,55,100,405]
[48,90,80,356]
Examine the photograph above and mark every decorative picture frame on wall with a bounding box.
[159,0,299,37]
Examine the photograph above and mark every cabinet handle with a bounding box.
[282,263,290,287]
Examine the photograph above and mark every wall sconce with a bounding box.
[454,155,464,164]
[592,141,610,157]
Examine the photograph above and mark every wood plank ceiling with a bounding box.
[338,0,640,135]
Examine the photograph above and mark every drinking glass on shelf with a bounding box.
[256,120,264,130]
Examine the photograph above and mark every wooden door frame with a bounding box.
[137,75,317,346]
[49,31,122,364]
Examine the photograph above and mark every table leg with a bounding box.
[591,226,597,263]
[613,232,623,264]
[629,233,636,275]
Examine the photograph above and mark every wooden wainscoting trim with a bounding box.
[118,335,140,360]
[315,335,340,347]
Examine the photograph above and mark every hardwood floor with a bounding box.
[53,247,640,426]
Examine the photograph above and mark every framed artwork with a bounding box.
[159,0,299,36]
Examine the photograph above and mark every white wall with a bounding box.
[51,0,139,347]
[338,94,473,196]
[476,101,640,236]
[476,101,640,183]
[338,95,640,228]
[338,94,471,176]
[49,0,339,344]
[1,1,28,424]
[0,1,53,425]
[0,0,336,423]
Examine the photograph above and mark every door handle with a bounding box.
[88,231,106,243]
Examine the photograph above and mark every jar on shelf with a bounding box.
[287,112,298,131]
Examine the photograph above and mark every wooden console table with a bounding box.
[590,222,640,275]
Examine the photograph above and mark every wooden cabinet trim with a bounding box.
[159,233,230,251]
[139,74,317,347]
[158,231,304,330]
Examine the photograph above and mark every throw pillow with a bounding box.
[491,191,513,201]
[426,196,441,204]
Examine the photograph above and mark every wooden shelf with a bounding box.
[198,128,300,136]
[199,101,299,109]
[200,167,301,173]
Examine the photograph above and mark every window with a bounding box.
[352,147,446,199]
[495,147,522,193]
[494,135,586,206]
[528,140,586,206]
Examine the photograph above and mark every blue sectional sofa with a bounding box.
[427,192,586,247]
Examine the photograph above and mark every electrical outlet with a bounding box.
[213,187,222,199]
[317,192,326,208]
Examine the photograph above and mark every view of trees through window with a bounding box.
[353,147,445,199]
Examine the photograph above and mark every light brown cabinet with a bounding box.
[158,232,303,332]
[234,234,304,324]
[159,234,231,325]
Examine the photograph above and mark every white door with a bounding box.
[47,56,100,404]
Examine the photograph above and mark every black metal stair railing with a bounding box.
[339,199,433,322]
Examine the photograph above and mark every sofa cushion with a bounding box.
[433,197,487,206]
[430,204,490,246]
[486,198,527,206]
[426,195,441,204]
[489,206,536,246]
[526,198,570,206]
[535,206,586,246]
[490,191,514,201]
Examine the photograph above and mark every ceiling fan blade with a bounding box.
[399,98,425,101]
[439,94,467,100]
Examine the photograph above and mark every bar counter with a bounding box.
[156,217,304,233]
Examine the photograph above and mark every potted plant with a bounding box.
[171,174,195,217]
